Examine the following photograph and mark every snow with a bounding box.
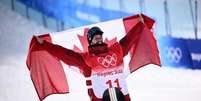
[0,1,201,101]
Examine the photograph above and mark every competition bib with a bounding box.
[90,65,129,98]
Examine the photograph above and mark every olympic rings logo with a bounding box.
[97,53,117,68]
[165,47,182,63]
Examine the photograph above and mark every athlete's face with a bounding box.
[91,34,103,45]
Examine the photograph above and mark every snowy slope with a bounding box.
[0,1,201,101]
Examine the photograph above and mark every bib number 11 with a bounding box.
[106,79,121,89]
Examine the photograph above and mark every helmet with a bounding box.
[87,26,103,45]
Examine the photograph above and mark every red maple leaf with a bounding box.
[104,37,117,47]
[73,28,117,53]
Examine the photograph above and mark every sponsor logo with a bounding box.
[95,69,123,77]
[191,53,201,62]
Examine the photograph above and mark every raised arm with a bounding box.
[119,14,155,57]
[34,35,86,68]
[119,22,144,57]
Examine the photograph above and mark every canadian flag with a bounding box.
[26,14,160,101]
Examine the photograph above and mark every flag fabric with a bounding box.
[26,34,69,101]
[26,14,161,101]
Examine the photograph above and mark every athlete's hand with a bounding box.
[34,35,44,44]
[139,14,145,24]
